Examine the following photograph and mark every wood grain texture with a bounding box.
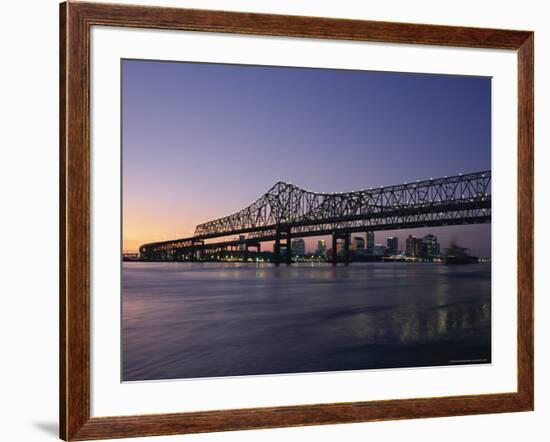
[74,393,527,440]
[60,1,91,440]
[73,1,532,49]
[59,3,67,439]
[516,34,535,410]
[59,1,534,440]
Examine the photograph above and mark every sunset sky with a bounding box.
[122,59,491,256]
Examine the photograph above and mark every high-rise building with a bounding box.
[366,231,375,254]
[422,234,440,258]
[291,239,306,257]
[416,239,424,257]
[353,236,365,251]
[315,240,326,256]
[406,235,419,257]
[387,236,398,254]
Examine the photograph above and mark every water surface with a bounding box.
[122,262,491,381]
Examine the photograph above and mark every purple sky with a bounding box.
[122,59,491,257]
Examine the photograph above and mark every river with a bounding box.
[122,261,491,381]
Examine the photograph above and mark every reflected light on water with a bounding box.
[122,262,491,381]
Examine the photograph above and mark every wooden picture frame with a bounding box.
[60,1,534,440]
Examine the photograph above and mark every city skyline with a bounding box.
[122,59,491,256]
[277,230,479,257]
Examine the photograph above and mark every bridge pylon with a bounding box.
[274,226,292,265]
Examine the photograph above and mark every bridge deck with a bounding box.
[139,170,491,258]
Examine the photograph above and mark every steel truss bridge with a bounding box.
[139,170,491,263]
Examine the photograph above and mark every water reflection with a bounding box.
[122,262,491,381]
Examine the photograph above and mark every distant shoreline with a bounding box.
[122,258,490,264]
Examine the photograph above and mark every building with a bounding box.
[315,240,326,256]
[353,236,365,251]
[373,244,386,256]
[422,234,440,258]
[405,235,416,256]
[291,239,306,257]
[387,236,398,254]
[366,231,375,254]
[405,234,440,258]
[406,235,421,257]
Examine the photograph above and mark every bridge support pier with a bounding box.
[344,233,350,265]
[274,230,281,265]
[332,234,337,266]
[244,242,261,262]
[190,240,204,261]
[274,227,292,265]
[285,235,292,265]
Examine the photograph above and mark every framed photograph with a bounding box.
[60,1,534,440]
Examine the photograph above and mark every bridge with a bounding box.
[139,170,491,264]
